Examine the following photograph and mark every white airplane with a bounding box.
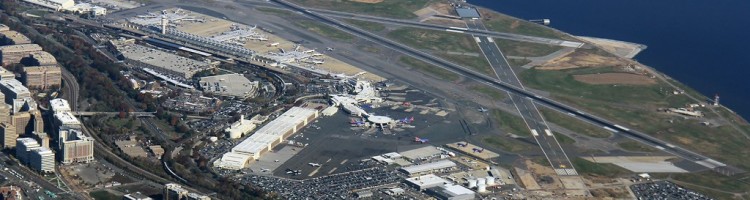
[274,160,280,162]
[478,107,488,112]
[260,168,270,172]
[326,47,335,51]
[308,163,321,167]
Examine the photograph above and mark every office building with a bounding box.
[0,44,43,65]
[23,66,61,89]
[15,137,40,164]
[49,98,70,114]
[0,123,15,148]
[0,30,31,45]
[59,128,94,164]
[29,147,54,173]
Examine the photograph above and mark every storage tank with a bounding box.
[486,176,496,186]
[467,179,478,188]
[477,183,487,193]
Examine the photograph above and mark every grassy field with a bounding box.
[572,157,630,177]
[483,136,536,152]
[657,172,750,199]
[519,66,750,170]
[480,10,571,39]
[288,0,433,19]
[553,132,575,144]
[491,109,530,137]
[388,27,480,53]
[495,39,562,57]
[255,7,294,15]
[507,58,532,68]
[617,140,658,152]
[399,56,459,81]
[539,108,611,138]
[439,53,493,75]
[344,19,386,32]
[294,20,355,42]
[519,67,669,104]
[470,85,507,100]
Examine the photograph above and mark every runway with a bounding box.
[467,19,577,176]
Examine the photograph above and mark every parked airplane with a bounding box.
[260,168,270,172]
[309,163,321,167]
[414,137,429,143]
[472,148,484,153]
[457,142,467,147]
[478,107,488,112]
[326,47,335,51]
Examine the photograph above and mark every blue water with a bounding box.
[470,0,750,119]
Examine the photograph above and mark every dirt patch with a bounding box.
[525,159,564,190]
[573,73,657,85]
[538,50,624,70]
[351,0,383,3]
[429,2,456,15]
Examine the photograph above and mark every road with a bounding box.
[269,0,738,175]
[468,19,577,175]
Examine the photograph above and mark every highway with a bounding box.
[469,18,577,175]
[297,7,585,48]
[269,0,738,175]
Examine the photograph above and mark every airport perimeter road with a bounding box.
[469,20,577,176]
[297,7,584,48]
[268,0,739,175]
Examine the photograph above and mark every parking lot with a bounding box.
[238,167,402,199]
[630,181,712,200]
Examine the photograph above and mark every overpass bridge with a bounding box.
[72,112,155,117]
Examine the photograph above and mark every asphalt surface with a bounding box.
[467,20,576,175]
[269,0,739,175]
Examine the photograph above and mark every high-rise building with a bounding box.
[29,147,55,173]
[0,123,16,148]
[10,112,30,137]
[15,137,40,164]
[59,129,94,164]
[49,98,70,114]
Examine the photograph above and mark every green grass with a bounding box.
[439,53,493,75]
[491,109,530,136]
[507,58,532,68]
[553,132,575,144]
[572,158,630,177]
[470,85,507,100]
[399,56,459,81]
[483,136,535,152]
[288,0,433,19]
[344,19,386,32]
[495,38,562,57]
[90,190,120,200]
[664,172,750,195]
[294,20,354,42]
[617,140,657,152]
[481,12,569,39]
[255,7,295,15]
[539,108,611,138]
[519,67,669,104]
[388,27,481,53]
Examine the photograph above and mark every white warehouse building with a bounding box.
[22,0,74,11]
[215,107,318,169]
